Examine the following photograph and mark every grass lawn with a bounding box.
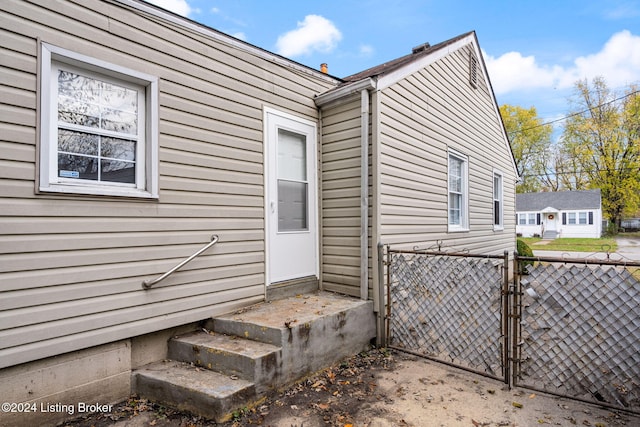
[520,237,618,252]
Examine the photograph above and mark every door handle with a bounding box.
[270,201,275,213]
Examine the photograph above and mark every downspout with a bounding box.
[360,89,370,300]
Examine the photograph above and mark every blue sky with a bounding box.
[148,0,640,128]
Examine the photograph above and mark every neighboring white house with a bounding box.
[516,190,602,238]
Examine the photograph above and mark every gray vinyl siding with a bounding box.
[0,0,335,369]
[378,44,516,254]
[320,96,363,296]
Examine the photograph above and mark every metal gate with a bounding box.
[384,247,510,383]
[383,245,640,414]
[512,254,640,413]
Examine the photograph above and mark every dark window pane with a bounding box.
[278,180,307,231]
[101,160,135,184]
[58,154,98,181]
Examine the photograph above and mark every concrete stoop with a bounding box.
[133,291,376,422]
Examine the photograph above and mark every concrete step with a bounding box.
[134,360,255,423]
[134,291,376,422]
[205,292,376,386]
[168,330,281,394]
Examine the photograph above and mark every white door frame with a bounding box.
[263,106,319,285]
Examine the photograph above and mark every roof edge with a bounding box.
[112,0,341,85]
[314,78,376,107]
[376,32,475,90]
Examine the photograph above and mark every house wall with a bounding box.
[0,323,196,427]
[319,95,366,297]
[0,0,336,374]
[516,210,602,238]
[558,209,603,238]
[377,43,517,254]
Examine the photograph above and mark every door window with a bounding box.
[277,129,308,232]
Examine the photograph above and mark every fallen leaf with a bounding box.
[529,393,536,399]
[512,401,523,408]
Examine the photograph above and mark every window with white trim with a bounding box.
[448,151,468,231]
[579,211,587,225]
[493,171,503,229]
[39,43,158,198]
[518,214,527,225]
[528,213,536,225]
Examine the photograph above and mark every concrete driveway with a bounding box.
[615,236,640,261]
[532,236,640,262]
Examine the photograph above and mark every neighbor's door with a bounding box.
[545,213,557,232]
[265,108,318,284]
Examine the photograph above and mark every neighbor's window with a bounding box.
[568,212,577,225]
[578,211,587,224]
[39,43,158,198]
[493,171,503,229]
[518,214,527,225]
[528,213,536,225]
[448,151,468,231]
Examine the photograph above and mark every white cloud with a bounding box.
[604,3,640,19]
[572,30,640,87]
[146,0,193,17]
[231,32,247,41]
[276,15,342,57]
[484,30,640,96]
[359,44,375,57]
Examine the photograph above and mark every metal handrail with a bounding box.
[142,235,219,289]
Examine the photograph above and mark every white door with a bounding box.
[545,213,557,231]
[265,108,318,284]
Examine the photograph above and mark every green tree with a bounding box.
[500,105,553,193]
[562,77,640,229]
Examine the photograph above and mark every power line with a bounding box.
[520,166,640,178]
[506,89,640,138]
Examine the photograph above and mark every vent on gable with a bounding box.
[469,52,479,89]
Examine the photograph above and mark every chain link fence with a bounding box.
[515,257,640,412]
[384,245,640,414]
[387,249,508,381]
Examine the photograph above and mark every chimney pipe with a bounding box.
[320,63,328,74]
